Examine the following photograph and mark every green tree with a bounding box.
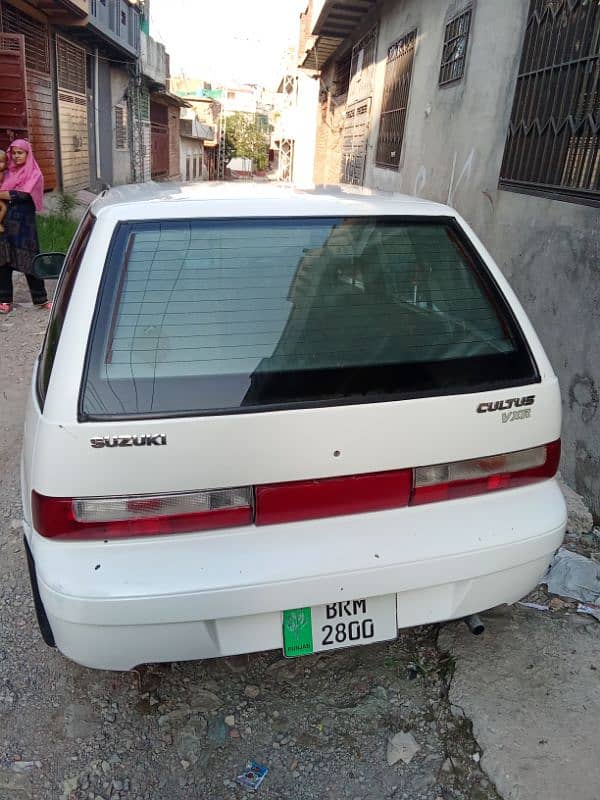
[224,112,270,172]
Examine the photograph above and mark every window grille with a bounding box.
[499,0,599,205]
[333,52,351,97]
[375,30,417,169]
[341,99,371,185]
[349,27,377,82]
[115,105,128,149]
[439,8,471,85]
[139,86,150,121]
[1,4,49,74]
[348,26,377,103]
[56,37,86,95]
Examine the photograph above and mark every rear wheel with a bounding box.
[23,537,56,648]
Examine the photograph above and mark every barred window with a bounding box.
[333,52,351,97]
[439,8,471,86]
[139,86,150,121]
[500,0,599,206]
[375,30,417,169]
[1,3,49,74]
[56,37,86,95]
[349,27,377,83]
[115,105,128,149]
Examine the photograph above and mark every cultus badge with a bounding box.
[476,396,535,414]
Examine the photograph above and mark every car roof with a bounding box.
[89,182,456,222]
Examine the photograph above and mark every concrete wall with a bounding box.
[313,0,600,516]
[180,138,204,181]
[229,156,253,173]
[89,0,139,57]
[140,31,167,87]
[110,66,132,185]
[98,59,114,187]
[293,72,319,186]
[364,0,527,226]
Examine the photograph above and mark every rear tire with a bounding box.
[23,536,56,648]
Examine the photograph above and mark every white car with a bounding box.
[21,183,565,670]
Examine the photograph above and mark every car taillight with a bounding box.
[255,469,412,526]
[31,441,560,539]
[32,488,253,540]
[410,440,561,506]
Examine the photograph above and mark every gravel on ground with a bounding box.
[3,273,597,800]
[0,276,500,800]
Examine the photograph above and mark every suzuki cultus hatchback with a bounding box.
[21,184,566,670]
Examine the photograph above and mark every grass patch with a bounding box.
[37,214,78,253]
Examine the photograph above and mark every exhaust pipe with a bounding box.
[464,614,485,635]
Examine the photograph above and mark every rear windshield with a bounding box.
[81,216,538,419]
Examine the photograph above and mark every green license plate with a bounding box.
[283,595,397,658]
[282,607,313,657]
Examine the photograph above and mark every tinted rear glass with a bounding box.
[81,217,537,419]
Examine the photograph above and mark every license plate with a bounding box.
[282,595,397,658]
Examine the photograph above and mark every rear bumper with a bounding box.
[28,481,566,670]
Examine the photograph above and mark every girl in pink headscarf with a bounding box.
[0,139,50,313]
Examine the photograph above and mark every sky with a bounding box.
[150,0,307,89]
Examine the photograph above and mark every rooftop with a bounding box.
[90,182,454,221]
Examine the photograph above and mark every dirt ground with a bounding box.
[0,276,498,800]
[1,274,598,800]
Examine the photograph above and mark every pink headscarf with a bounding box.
[1,139,44,212]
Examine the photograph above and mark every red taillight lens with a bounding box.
[32,488,253,540]
[255,469,412,525]
[31,441,560,539]
[410,440,560,506]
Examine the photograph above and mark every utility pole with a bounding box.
[217,104,226,180]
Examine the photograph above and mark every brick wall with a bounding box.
[298,1,312,57]
[313,62,345,184]
[168,106,180,179]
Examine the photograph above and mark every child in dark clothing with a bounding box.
[0,150,7,233]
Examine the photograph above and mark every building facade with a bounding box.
[169,78,223,180]
[170,78,278,179]
[0,0,179,191]
[149,90,186,181]
[0,0,89,191]
[271,48,319,185]
[300,0,600,516]
[179,114,213,181]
